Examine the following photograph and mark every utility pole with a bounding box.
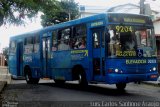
[140,0,145,14]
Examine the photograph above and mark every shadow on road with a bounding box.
[39,82,130,96]
[3,80,138,97]
[2,80,156,107]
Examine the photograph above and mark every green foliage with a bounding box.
[41,0,79,27]
[0,0,57,26]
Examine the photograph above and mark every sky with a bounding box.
[0,0,160,51]
[75,0,137,6]
[0,14,42,51]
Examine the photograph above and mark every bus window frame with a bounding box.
[33,34,40,53]
[57,27,72,51]
[24,36,34,54]
[72,24,87,50]
[24,36,33,45]
[51,30,58,51]
[9,40,16,54]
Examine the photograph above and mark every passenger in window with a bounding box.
[70,38,76,49]
[124,33,135,50]
[74,39,80,49]
[121,33,135,51]
[125,39,135,50]
[52,44,57,51]
[58,40,70,50]
[140,30,147,46]
[79,39,86,49]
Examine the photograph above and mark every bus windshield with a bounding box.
[108,25,157,58]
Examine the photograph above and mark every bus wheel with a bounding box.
[78,72,88,87]
[116,83,126,90]
[25,67,39,84]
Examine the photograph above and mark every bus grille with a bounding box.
[123,64,147,74]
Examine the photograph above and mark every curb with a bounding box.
[0,81,7,93]
[141,81,160,87]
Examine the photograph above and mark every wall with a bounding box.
[0,54,5,66]
[154,19,160,35]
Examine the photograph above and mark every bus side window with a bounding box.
[33,34,39,53]
[93,32,100,48]
[10,41,16,53]
[52,31,57,51]
[72,24,87,49]
[24,36,33,54]
[58,28,71,51]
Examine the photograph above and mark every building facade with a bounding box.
[0,53,5,66]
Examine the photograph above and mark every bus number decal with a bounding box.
[148,59,157,63]
[115,26,133,32]
[116,51,136,57]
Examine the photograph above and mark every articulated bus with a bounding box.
[9,13,159,90]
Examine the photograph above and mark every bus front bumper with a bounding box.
[106,73,159,84]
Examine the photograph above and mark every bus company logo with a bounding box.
[91,21,104,27]
[71,50,88,56]
[71,50,88,60]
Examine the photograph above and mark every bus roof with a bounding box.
[10,13,107,40]
[10,13,151,40]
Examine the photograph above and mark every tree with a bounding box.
[0,0,57,26]
[41,0,79,27]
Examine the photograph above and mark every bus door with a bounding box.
[92,28,105,81]
[42,37,51,77]
[17,42,23,76]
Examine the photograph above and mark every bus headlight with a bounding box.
[115,69,119,73]
[115,68,123,73]
[152,67,156,71]
[150,67,157,72]
[108,68,123,73]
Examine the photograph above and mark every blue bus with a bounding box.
[9,13,159,90]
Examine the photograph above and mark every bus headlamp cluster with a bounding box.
[115,69,119,73]
[150,67,157,72]
[108,68,123,73]
[115,68,123,73]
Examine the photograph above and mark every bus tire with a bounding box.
[24,67,39,84]
[116,83,126,90]
[72,65,88,87]
[77,67,88,87]
[78,72,88,86]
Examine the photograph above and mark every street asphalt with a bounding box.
[0,79,160,94]
[0,81,7,93]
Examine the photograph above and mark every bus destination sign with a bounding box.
[108,14,151,24]
[123,17,145,23]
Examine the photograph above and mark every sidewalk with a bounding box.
[0,66,11,93]
[142,76,160,86]
[0,66,11,84]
